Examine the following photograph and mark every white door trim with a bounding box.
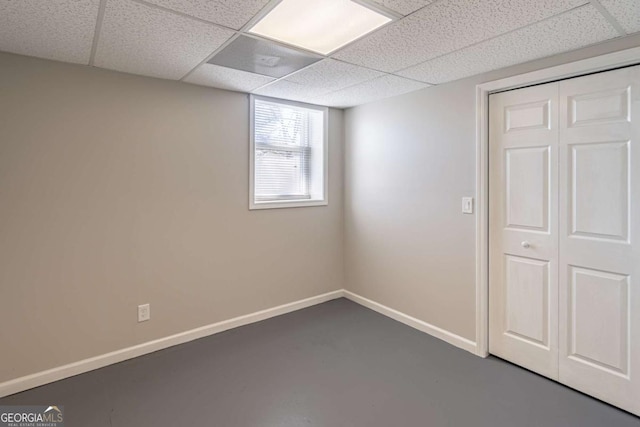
[475,45,640,358]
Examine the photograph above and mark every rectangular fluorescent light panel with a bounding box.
[248,0,392,55]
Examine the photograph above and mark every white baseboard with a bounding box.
[343,290,477,354]
[0,290,345,398]
[1,289,481,397]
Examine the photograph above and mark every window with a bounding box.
[250,96,328,209]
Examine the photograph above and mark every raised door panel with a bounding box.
[570,141,629,242]
[505,100,550,133]
[569,87,630,127]
[505,256,550,348]
[505,147,550,232]
[569,266,629,377]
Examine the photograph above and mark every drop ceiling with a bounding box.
[0,0,637,108]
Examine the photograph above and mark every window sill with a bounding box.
[250,198,328,210]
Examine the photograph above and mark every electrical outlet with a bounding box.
[462,197,474,214]
[138,304,150,323]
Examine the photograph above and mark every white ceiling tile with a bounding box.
[0,0,99,64]
[311,74,430,108]
[398,5,619,84]
[184,63,275,92]
[95,0,234,80]
[143,0,270,30]
[333,0,588,72]
[599,0,640,34]
[369,0,434,15]
[285,59,385,93]
[253,80,326,103]
[252,59,386,104]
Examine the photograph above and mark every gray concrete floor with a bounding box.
[2,298,639,426]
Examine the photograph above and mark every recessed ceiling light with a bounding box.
[248,0,393,55]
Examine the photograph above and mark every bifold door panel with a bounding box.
[489,65,640,416]
[489,82,559,380]
[558,67,639,413]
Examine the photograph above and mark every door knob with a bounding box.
[521,241,531,249]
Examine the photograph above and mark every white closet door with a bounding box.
[489,82,559,379]
[558,65,640,415]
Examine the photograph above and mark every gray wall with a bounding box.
[2,30,640,385]
[344,34,640,341]
[0,52,344,383]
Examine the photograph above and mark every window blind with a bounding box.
[253,99,322,201]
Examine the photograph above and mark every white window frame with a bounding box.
[249,95,329,210]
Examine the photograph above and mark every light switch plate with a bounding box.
[462,197,474,214]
